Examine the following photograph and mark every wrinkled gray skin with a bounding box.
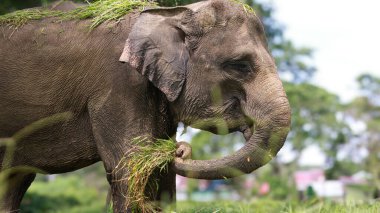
[0,0,291,212]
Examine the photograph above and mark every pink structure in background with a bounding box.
[176,175,187,191]
[294,169,325,191]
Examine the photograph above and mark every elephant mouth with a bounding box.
[192,115,255,141]
[188,96,255,137]
[240,124,254,140]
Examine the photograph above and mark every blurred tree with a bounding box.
[253,165,296,200]
[21,175,107,212]
[357,73,380,103]
[284,83,349,172]
[0,0,44,15]
[0,0,87,15]
[345,73,380,191]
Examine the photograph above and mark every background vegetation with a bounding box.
[0,0,379,212]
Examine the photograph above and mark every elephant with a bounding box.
[0,0,291,212]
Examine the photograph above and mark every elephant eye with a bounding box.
[223,61,252,73]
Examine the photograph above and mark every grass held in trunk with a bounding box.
[114,137,177,212]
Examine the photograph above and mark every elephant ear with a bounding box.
[119,8,193,102]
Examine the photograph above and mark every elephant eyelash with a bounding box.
[222,60,253,73]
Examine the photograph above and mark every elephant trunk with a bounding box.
[173,125,290,179]
[173,74,291,179]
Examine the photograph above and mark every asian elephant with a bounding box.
[0,0,291,212]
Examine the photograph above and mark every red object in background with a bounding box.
[259,182,270,195]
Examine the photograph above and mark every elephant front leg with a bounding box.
[100,152,129,212]
[88,88,177,212]
[154,166,176,209]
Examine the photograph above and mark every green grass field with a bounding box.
[171,200,380,213]
[17,174,380,213]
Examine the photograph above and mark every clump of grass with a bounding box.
[115,137,177,212]
[0,0,156,29]
[62,0,156,28]
[0,9,62,27]
[230,0,256,15]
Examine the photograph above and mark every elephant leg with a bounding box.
[0,172,36,212]
[105,167,129,213]
[155,167,176,207]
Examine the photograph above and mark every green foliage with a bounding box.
[0,0,156,28]
[283,82,353,179]
[284,82,347,153]
[190,131,244,160]
[0,0,44,15]
[325,160,361,180]
[254,165,297,200]
[357,73,380,99]
[21,176,107,213]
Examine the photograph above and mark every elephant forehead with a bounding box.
[187,0,259,30]
[196,9,218,29]
[201,23,266,58]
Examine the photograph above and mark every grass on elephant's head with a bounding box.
[0,0,156,28]
[0,9,61,28]
[113,137,176,212]
[0,0,256,29]
[230,0,256,15]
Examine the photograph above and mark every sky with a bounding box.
[271,0,380,102]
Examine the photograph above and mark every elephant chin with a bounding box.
[173,126,290,180]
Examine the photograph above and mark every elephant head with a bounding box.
[119,0,291,179]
